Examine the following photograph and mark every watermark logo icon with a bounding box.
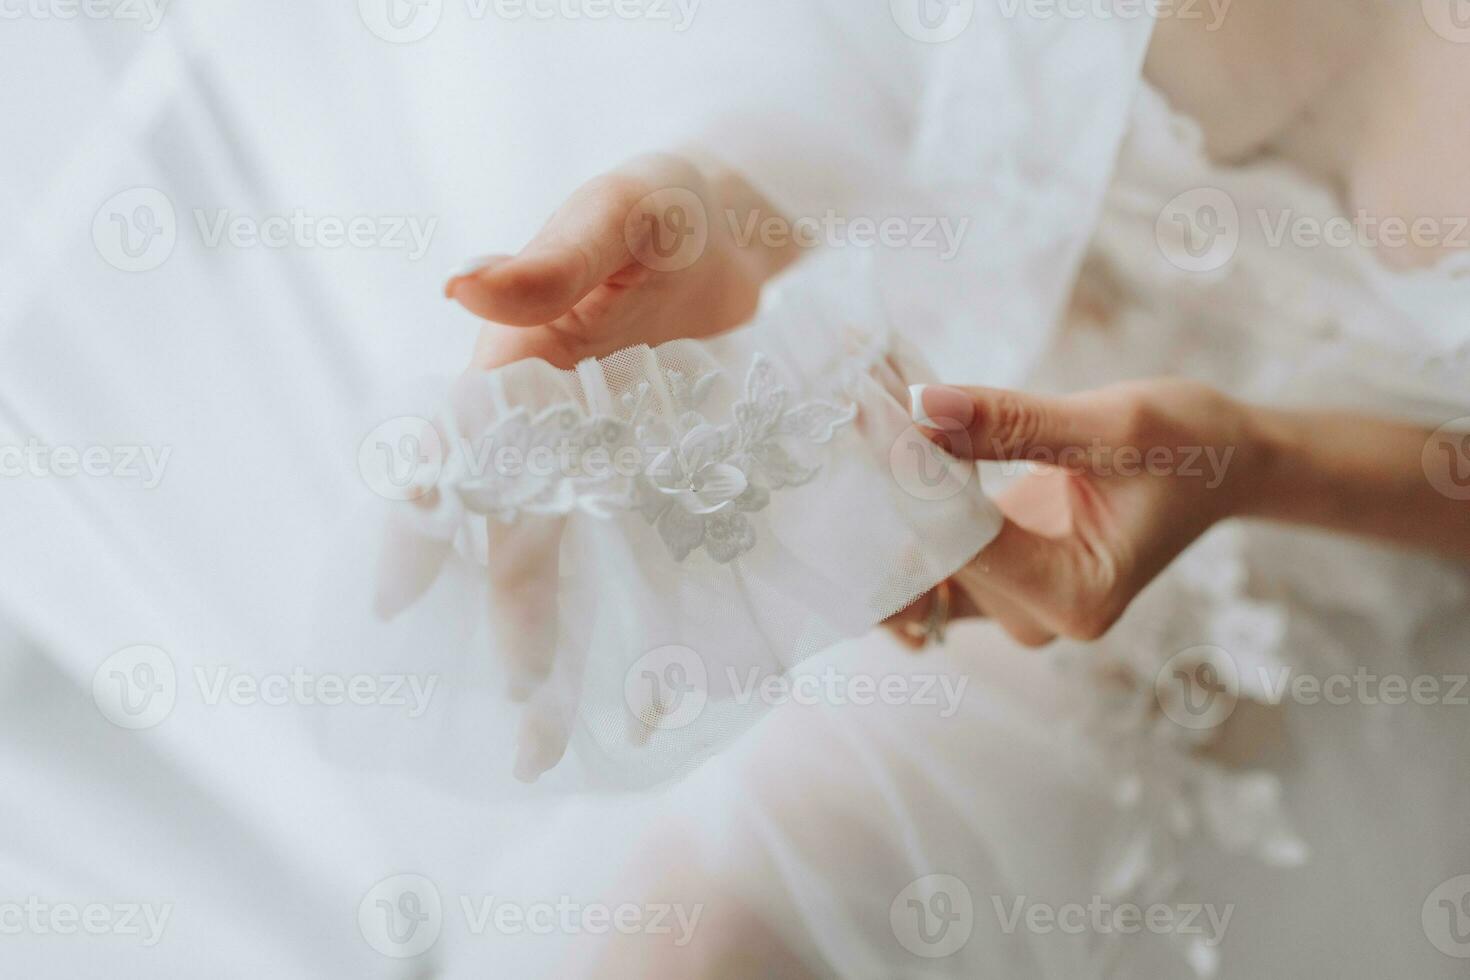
[359,417,445,502]
[624,644,708,733]
[93,187,176,273]
[1423,875,1470,958]
[891,0,975,42]
[1423,0,1470,42]
[624,188,708,273]
[359,874,443,958]
[1155,644,1239,732]
[359,0,442,42]
[1423,418,1470,501]
[93,645,176,730]
[891,874,974,958]
[1157,187,1239,273]
[889,425,973,502]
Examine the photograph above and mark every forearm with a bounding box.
[1241,406,1470,560]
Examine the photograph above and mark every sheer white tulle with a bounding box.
[484,79,1470,977]
[374,255,1003,785]
[463,44,1470,980]
[6,4,1469,980]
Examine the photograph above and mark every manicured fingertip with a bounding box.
[448,254,501,280]
[908,385,931,427]
[910,384,976,430]
[444,254,512,300]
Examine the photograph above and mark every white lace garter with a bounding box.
[373,259,1004,786]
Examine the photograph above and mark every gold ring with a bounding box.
[903,579,952,647]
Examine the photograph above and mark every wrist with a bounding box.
[1233,403,1363,528]
[679,145,801,282]
[1227,400,1299,522]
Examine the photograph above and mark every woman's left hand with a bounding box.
[893,380,1267,648]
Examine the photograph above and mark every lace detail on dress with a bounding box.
[1100,82,1470,391]
[432,354,856,564]
[1060,527,1309,979]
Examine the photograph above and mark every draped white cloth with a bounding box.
[372,253,1003,785]
[2,2,1467,979]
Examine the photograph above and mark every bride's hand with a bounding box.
[445,152,796,370]
[894,380,1266,648]
[445,152,797,779]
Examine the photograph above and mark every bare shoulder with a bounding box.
[1142,0,1378,162]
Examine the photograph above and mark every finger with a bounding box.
[485,514,565,705]
[446,176,645,326]
[888,581,984,628]
[949,561,1057,649]
[961,517,1101,641]
[517,549,598,783]
[514,680,574,783]
[485,514,585,783]
[885,569,1059,650]
[372,502,455,620]
[908,384,1110,465]
[883,622,927,651]
[469,323,580,372]
[884,584,983,650]
[882,594,927,650]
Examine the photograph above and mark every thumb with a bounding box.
[445,174,646,326]
[908,384,1100,463]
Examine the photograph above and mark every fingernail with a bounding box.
[446,254,503,280]
[513,705,567,784]
[909,384,974,429]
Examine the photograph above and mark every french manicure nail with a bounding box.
[909,384,975,429]
[909,385,932,426]
[447,254,501,280]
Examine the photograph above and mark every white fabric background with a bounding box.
[4,3,1468,977]
[4,3,1359,978]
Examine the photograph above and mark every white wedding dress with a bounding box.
[2,4,1465,979]
[463,82,1470,980]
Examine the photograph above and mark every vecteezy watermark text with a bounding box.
[988,439,1235,487]
[92,645,440,730]
[996,0,1230,29]
[0,0,168,30]
[726,209,971,261]
[93,188,438,272]
[192,209,436,260]
[358,0,700,44]
[0,440,170,488]
[1155,644,1470,733]
[193,666,439,717]
[359,416,665,502]
[358,874,703,959]
[992,894,1234,946]
[625,644,972,735]
[1157,187,1470,273]
[889,884,1234,960]
[887,423,1236,506]
[0,899,172,946]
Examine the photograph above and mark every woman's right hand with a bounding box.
[445,152,796,371]
[444,152,799,780]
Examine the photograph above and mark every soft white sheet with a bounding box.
[0,3,1149,975]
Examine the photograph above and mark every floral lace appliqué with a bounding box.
[632,354,856,563]
[441,354,856,564]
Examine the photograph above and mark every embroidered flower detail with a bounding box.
[649,425,751,515]
[455,406,635,521]
[1063,527,1304,980]
[633,354,856,563]
[430,352,855,563]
